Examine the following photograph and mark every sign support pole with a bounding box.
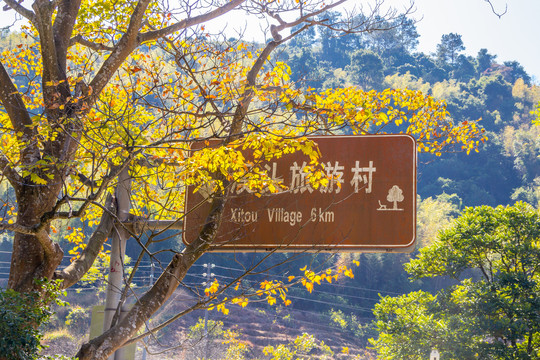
[103,168,131,360]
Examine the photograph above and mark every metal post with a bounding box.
[103,168,131,360]
[203,263,214,359]
[141,261,155,360]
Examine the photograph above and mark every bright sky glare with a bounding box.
[410,0,540,82]
[0,0,539,80]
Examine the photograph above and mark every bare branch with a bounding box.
[268,0,348,36]
[125,249,280,345]
[76,171,99,188]
[88,0,244,106]
[39,155,139,226]
[76,175,229,359]
[2,0,35,21]
[485,0,508,18]
[139,0,245,43]
[76,252,193,359]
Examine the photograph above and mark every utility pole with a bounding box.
[202,263,215,359]
[103,168,131,360]
[141,261,155,360]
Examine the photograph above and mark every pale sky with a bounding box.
[411,0,540,82]
[1,0,539,80]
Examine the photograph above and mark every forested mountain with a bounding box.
[282,13,539,208]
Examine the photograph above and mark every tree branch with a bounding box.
[125,249,279,345]
[76,180,228,360]
[53,0,83,72]
[0,222,38,235]
[267,0,348,36]
[54,194,116,288]
[2,0,35,21]
[38,155,138,226]
[69,34,115,51]
[87,0,153,103]
[484,0,507,18]
[139,0,245,43]
[0,153,22,191]
[88,0,245,106]
[227,39,280,138]
[0,60,41,167]
[32,0,62,85]
[122,217,184,234]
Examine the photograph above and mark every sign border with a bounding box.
[183,134,417,253]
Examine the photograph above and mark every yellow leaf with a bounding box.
[205,279,219,296]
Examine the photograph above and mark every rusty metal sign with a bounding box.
[183,135,416,252]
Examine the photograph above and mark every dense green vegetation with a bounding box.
[372,202,540,359]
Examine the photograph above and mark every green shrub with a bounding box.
[65,306,90,334]
[0,280,66,360]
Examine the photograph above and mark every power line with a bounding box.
[186,273,383,303]
[285,295,373,313]
[278,306,373,322]
[0,252,404,298]
[181,279,375,314]
[210,263,404,295]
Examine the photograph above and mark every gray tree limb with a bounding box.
[53,194,116,288]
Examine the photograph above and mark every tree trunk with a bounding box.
[8,186,63,292]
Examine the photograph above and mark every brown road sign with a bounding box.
[183,135,416,252]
